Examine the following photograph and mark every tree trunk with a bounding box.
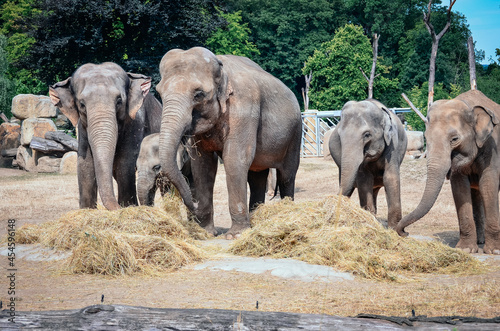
[467,36,477,91]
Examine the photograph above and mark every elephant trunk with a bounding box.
[87,104,120,210]
[396,146,451,236]
[136,173,156,206]
[159,94,196,211]
[339,143,364,197]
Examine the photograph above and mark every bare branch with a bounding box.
[467,36,477,90]
[402,93,428,124]
[359,67,370,82]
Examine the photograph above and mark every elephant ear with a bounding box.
[474,105,498,148]
[381,106,398,146]
[215,59,233,114]
[49,77,79,127]
[127,72,151,120]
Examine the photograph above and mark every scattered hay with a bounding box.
[229,196,485,281]
[15,195,209,275]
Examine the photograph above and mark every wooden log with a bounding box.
[0,112,8,123]
[0,305,498,330]
[402,93,428,124]
[45,131,78,151]
[1,148,18,157]
[30,136,69,153]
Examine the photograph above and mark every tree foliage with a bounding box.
[206,10,259,59]
[0,34,14,118]
[303,24,398,110]
[16,0,225,87]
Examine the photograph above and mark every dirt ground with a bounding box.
[1,156,499,318]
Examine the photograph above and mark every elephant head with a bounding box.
[136,133,187,206]
[397,90,499,235]
[49,62,151,210]
[156,47,230,212]
[333,100,398,196]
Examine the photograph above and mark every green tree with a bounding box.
[227,0,346,97]
[477,49,500,104]
[17,0,225,87]
[0,34,14,119]
[205,10,259,59]
[303,24,398,111]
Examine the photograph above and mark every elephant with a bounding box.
[49,62,162,210]
[396,90,500,255]
[136,133,193,206]
[156,47,302,238]
[329,99,407,229]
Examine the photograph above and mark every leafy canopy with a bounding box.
[303,24,398,111]
[206,10,259,59]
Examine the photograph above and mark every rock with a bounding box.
[11,94,58,120]
[0,122,21,151]
[37,155,61,173]
[60,151,77,174]
[16,145,36,171]
[20,118,57,146]
[322,128,335,160]
[55,114,73,130]
[406,131,424,152]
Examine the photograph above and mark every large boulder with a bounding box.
[37,155,62,173]
[11,94,58,120]
[20,118,57,146]
[16,145,37,171]
[0,123,21,150]
[59,151,77,174]
[406,131,424,152]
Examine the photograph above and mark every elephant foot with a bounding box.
[224,223,250,240]
[483,242,500,255]
[202,223,218,237]
[456,239,479,254]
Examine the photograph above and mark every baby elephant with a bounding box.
[136,133,192,206]
[329,99,407,229]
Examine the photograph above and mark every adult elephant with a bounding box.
[156,47,302,238]
[49,62,162,210]
[396,90,500,255]
[136,133,192,206]
[329,99,407,229]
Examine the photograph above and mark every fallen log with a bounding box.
[30,136,69,153]
[0,305,498,330]
[45,131,78,151]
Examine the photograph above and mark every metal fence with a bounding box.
[301,108,411,157]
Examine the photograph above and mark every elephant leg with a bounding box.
[357,169,375,214]
[191,149,218,236]
[450,173,478,253]
[373,186,381,216]
[77,126,98,209]
[478,170,500,254]
[383,163,403,229]
[248,169,269,212]
[277,148,300,199]
[114,151,138,207]
[471,188,485,245]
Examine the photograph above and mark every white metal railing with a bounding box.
[301,108,411,157]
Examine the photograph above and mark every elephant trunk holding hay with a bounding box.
[396,90,500,255]
[156,47,302,238]
[136,133,192,206]
[329,99,407,229]
[49,62,162,210]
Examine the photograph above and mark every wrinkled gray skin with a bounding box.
[329,99,407,229]
[157,47,302,238]
[397,90,500,254]
[49,62,161,210]
[136,133,193,206]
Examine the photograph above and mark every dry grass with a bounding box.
[15,196,208,275]
[230,196,485,281]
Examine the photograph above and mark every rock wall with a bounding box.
[1,94,77,174]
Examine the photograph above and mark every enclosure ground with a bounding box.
[0,157,499,317]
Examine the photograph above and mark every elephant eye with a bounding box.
[450,136,460,144]
[363,131,371,139]
[79,101,86,110]
[194,90,206,101]
[153,165,161,173]
[116,97,123,106]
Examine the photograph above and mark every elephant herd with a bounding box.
[49,47,500,255]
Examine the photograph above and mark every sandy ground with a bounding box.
[0,156,499,317]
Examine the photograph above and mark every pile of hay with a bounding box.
[16,195,208,275]
[229,196,485,281]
